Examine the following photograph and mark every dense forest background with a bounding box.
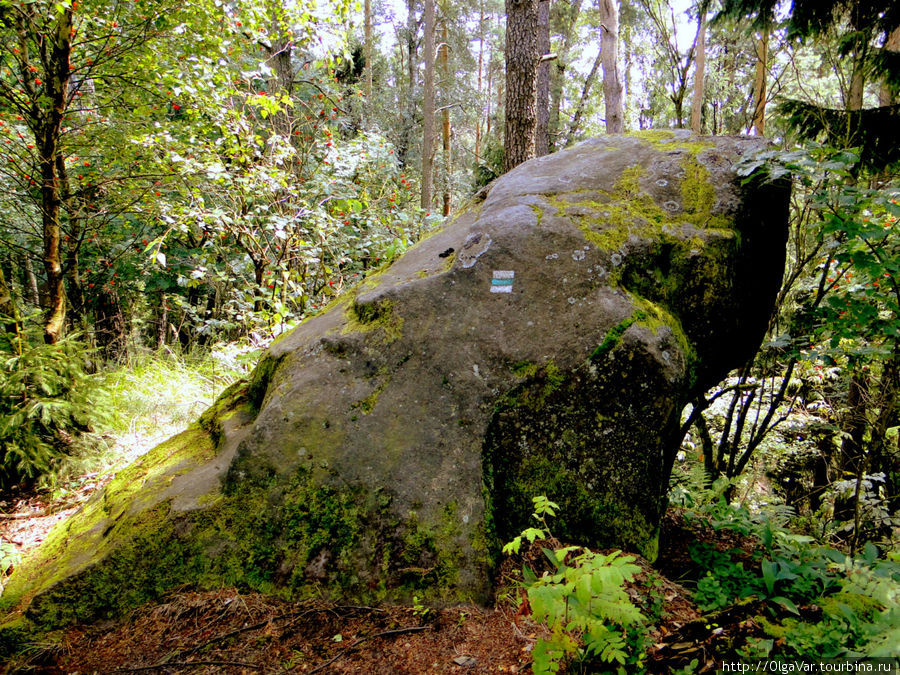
[0,0,899,668]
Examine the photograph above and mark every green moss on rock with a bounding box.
[590,311,647,361]
[343,299,404,343]
[4,458,482,637]
[0,426,216,626]
[547,132,729,273]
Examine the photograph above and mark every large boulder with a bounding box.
[1,131,788,631]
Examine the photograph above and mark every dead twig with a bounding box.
[307,626,430,674]
[117,660,261,671]
[152,608,315,667]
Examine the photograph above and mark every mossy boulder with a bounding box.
[0,131,789,635]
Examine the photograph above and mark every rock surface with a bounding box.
[1,131,789,632]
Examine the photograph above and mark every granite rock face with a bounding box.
[1,131,789,630]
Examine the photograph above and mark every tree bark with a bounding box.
[598,0,624,133]
[0,266,23,354]
[476,0,485,163]
[690,6,707,133]
[504,0,539,172]
[38,7,75,344]
[565,46,602,145]
[421,0,436,208]
[156,293,169,349]
[880,26,900,105]
[24,255,41,307]
[440,21,451,216]
[622,2,633,130]
[834,367,870,524]
[751,30,768,135]
[548,0,583,150]
[364,0,373,99]
[535,0,551,155]
[398,0,418,166]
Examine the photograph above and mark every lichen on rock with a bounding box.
[0,132,789,642]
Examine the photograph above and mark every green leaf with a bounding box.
[543,547,561,570]
[770,596,800,616]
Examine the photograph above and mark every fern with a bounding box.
[505,497,648,674]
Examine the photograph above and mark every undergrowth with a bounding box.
[0,332,103,490]
[504,496,648,674]
[671,467,900,663]
[507,475,900,671]
[0,341,257,493]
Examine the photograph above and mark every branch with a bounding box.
[308,626,430,674]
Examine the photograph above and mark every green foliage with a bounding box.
[93,344,257,440]
[690,543,760,611]
[505,496,647,674]
[683,495,900,660]
[0,333,107,489]
[0,538,19,586]
[502,495,559,556]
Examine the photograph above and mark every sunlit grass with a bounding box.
[55,343,260,488]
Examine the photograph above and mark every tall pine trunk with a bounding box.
[690,6,707,133]
[476,0,485,163]
[504,0,539,171]
[421,0,436,208]
[36,7,74,344]
[364,0,373,100]
[440,22,451,216]
[598,0,624,134]
[535,0,551,155]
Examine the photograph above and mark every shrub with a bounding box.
[0,334,105,489]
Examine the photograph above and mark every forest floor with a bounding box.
[1,480,770,674]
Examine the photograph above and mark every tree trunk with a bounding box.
[0,266,23,354]
[398,0,418,167]
[535,0,551,156]
[548,0,584,151]
[440,21,451,216]
[690,6,707,133]
[834,367,870,524]
[751,30,768,135]
[24,255,40,308]
[598,0,624,133]
[421,0,436,208]
[622,2,633,131]
[38,7,75,344]
[848,62,865,112]
[364,0,373,100]
[504,0,539,172]
[58,155,86,329]
[156,293,169,349]
[880,26,900,105]
[868,350,900,529]
[486,47,494,139]
[565,46,602,145]
[476,0,485,163]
